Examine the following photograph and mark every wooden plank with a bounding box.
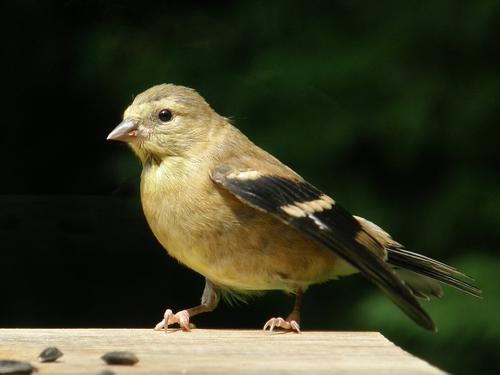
[0,329,444,374]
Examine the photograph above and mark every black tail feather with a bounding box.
[386,247,482,298]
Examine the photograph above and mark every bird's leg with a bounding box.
[154,278,220,333]
[263,288,303,333]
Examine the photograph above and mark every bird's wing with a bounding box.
[210,165,436,331]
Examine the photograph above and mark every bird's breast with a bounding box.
[140,159,237,277]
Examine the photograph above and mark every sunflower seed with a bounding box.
[0,360,36,375]
[101,351,139,365]
[38,346,63,362]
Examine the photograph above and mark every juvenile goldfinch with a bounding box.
[107,84,481,333]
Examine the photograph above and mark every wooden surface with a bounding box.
[0,329,444,374]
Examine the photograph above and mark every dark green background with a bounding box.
[1,1,499,373]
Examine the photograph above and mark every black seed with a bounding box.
[38,346,63,362]
[101,351,139,365]
[97,370,116,375]
[0,360,36,375]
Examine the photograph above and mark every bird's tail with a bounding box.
[386,245,482,300]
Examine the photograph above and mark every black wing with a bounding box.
[211,166,436,331]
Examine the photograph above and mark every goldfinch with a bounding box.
[107,84,481,333]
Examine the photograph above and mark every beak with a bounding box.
[107,120,139,143]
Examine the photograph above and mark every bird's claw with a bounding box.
[263,317,301,333]
[154,309,193,333]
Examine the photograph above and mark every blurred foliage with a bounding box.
[1,1,499,374]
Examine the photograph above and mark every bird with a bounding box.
[107,83,481,333]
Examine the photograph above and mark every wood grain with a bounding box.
[0,329,444,374]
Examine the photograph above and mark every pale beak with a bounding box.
[107,120,139,143]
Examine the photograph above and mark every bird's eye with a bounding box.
[158,109,173,122]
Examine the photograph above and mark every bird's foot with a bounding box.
[263,317,301,333]
[154,309,195,333]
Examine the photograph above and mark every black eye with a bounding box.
[158,109,173,122]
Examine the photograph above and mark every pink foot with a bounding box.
[154,309,195,333]
[263,317,301,333]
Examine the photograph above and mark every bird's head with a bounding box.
[107,84,224,163]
